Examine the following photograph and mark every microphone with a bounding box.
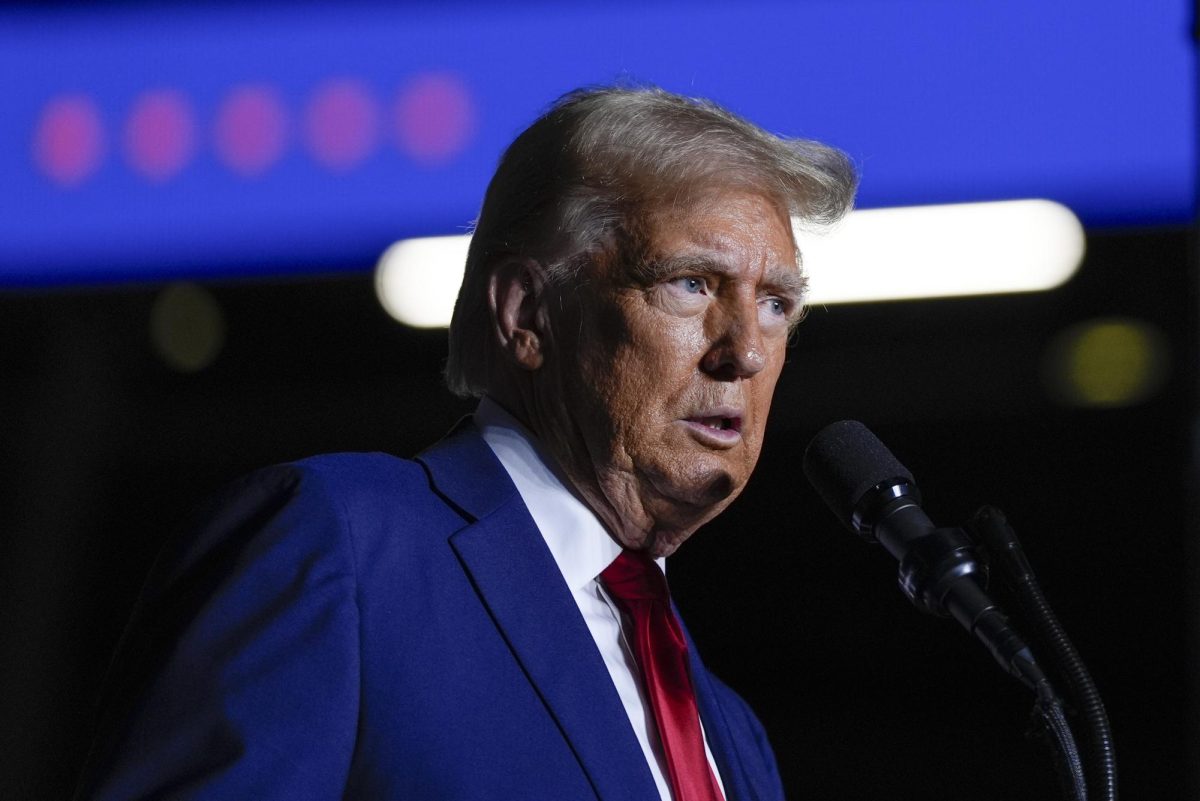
[803,420,1047,691]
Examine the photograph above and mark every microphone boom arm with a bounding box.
[803,420,1113,801]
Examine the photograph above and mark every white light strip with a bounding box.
[795,199,1085,305]
[374,199,1085,327]
[374,235,472,329]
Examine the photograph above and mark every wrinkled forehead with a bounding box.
[639,189,799,262]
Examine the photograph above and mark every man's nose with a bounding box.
[700,305,767,380]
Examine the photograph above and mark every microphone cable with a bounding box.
[969,505,1118,801]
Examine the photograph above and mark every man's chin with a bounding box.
[609,520,700,558]
[641,530,691,559]
[643,464,741,527]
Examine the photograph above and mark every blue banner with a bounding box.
[0,0,1193,286]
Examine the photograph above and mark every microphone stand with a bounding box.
[801,420,1115,800]
[967,506,1118,801]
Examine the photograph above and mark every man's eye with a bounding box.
[761,297,788,316]
[669,276,707,294]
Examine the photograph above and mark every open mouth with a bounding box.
[691,416,742,433]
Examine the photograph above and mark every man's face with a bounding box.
[537,191,804,556]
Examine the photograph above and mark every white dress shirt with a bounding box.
[475,397,726,801]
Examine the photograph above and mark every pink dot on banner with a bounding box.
[215,85,288,177]
[394,73,476,166]
[303,79,380,171]
[123,90,197,182]
[32,95,105,187]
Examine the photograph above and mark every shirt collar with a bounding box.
[474,396,630,591]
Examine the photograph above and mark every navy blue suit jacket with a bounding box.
[76,423,785,800]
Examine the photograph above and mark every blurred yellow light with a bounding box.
[1043,317,1169,408]
[149,282,225,372]
[374,199,1086,327]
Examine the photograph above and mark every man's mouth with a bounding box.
[692,416,741,433]
[681,409,744,447]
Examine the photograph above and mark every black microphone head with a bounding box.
[803,420,917,539]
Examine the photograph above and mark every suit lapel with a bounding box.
[687,639,757,801]
[418,424,660,801]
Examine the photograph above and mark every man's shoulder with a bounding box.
[207,451,425,514]
[278,420,495,508]
[235,449,455,528]
[286,450,427,493]
[157,446,481,605]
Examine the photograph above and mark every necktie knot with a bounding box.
[600,549,669,603]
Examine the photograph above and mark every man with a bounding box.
[75,86,856,800]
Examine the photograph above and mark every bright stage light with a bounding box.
[374,199,1086,327]
[796,199,1085,305]
[374,235,471,328]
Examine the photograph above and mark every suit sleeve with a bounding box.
[74,464,361,801]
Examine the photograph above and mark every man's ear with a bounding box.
[488,257,550,371]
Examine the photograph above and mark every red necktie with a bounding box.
[600,550,725,801]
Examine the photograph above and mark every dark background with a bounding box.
[1,226,1194,799]
[1,0,1196,797]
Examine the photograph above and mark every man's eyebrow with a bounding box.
[763,264,809,300]
[632,254,808,298]
[630,254,720,284]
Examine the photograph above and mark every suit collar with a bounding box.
[474,397,630,596]
[419,423,661,800]
[415,417,517,523]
